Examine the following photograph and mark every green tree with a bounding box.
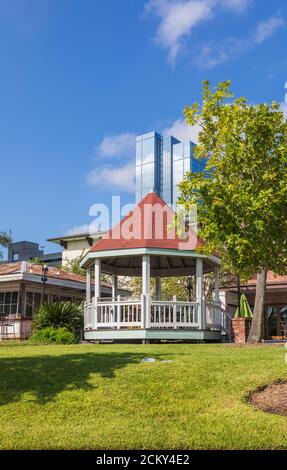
[120,275,214,302]
[63,254,112,285]
[0,231,12,261]
[178,80,287,343]
[62,253,86,276]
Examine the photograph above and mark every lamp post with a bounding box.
[41,264,48,304]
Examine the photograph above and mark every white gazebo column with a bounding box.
[112,273,118,325]
[214,266,220,303]
[93,258,101,330]
[142,255,150,329]
[155,276,161,301]
[196,258,205,329]
[86,267,91,303]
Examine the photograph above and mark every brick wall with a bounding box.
[231,318,252,343]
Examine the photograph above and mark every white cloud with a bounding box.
[87,132,136,195]
[253,16,284,44]
[145,0,213,65]
[195,15,284,69]
[162,118,201,143]
[97,132,136,158]
[195,37,242,69]
[220,0,250,12]
[144,0,251,64]
[65,224,93,236]
[65,222,108,236]
[86,161,135,193]
[86,131,136,195]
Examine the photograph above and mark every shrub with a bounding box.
[29,327,76,344]
[32,301,83,339]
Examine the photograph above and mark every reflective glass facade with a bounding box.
[135,131,205,206]
[136,132,161,202]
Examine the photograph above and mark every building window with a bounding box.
[135,166,141,193]
[13,253,19,262]
[173,142,183,161]
[173,159,184,184]
[184,142,191,158]
[141,163,155,191]
[142,138,155,164]
[25,292,45,318]
[0,291,19,316]
[136,140,142,165]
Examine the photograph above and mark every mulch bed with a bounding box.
[248,381,287,417]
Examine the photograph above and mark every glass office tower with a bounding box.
[136,131,205,206]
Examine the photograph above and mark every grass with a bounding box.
[0,342,287,449]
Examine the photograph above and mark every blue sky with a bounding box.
[0,0,286,254]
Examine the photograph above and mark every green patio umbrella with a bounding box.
[234,294,253,318]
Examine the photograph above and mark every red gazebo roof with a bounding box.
[90,192,204,253]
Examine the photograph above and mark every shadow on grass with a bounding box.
[0,351,157,406]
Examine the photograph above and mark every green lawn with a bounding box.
[0,342,287,449]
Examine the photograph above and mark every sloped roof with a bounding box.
[90,192,204,253]
[0,262,114,287]
[222,272,287,290]
[246,271,287,287]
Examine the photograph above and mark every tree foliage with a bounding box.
[0,231,12,260]
[178,80,287,341]
[120,274,214,301]
[63,254,111,284]
[62,253,86,276]
[179,80,287,278]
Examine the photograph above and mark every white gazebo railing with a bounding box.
[97,298,142,328]
[84,297,230,333]
[205,300,231,333]
[84,300,93,329]
[150,300,199,328]
[85,297,142,329]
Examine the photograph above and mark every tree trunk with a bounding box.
[247,270,267,343]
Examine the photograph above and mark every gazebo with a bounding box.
[80,192,230,342]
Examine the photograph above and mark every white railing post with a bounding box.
[112,275,118,324]
[86,268,91,303]
[85,269,91,330]
[142,255,150,329]
[93,258,101,330]
[146,294,151,329]
[173,295,177,328]
[117,295,121,329]
[196,258,205,329]
[92,297,98,330]
[141,294,145,329]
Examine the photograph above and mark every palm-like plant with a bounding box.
[32,301,84,338]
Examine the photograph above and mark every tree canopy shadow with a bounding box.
[0,350,160,406]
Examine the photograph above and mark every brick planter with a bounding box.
[231,318,252,343]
